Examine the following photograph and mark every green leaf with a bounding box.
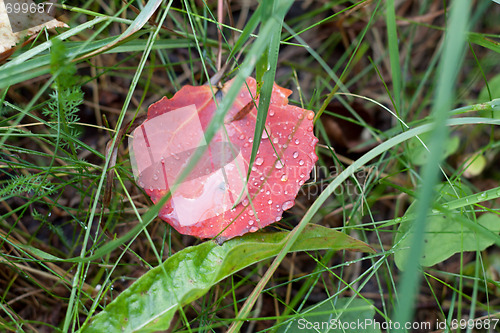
[407,133,460,166]
[469,32,500,54]
[80,225,374,332]
[395,183,500,269]
[276,298,380,333]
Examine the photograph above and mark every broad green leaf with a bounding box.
[407,133,460,166]
[462,152,487,177]
[276,298,380,333]
[396,213,500,269]
[80,225,374,332]
[395,183,500,269]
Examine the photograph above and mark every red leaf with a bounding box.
[130,77,318,241]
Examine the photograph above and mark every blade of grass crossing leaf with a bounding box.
[178,0,295,222]
[255,0,273,85]
[62,2,171,331]
[248,3,282,187]
[80,225,373,332]
[391,1,471,331]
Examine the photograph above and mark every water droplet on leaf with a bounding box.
[275,160,285,169]
[282,201,294,210]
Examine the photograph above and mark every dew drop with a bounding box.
[293,151,299,159]
[239,134,245,140]
[244,142,250,148]
[266,190,271,195]
[260,176,264,181]
[282,200,294,210]
[252,166,257,172]
[295,139,300,144]
[275,160,285,169]
[255,157,264,166]
[300,173,305,178]
[242,199,249,206]
[275,216,282,222]
[299,179,305,185]
[250,226,258,232]
[281,174,288,182]
[262,131,269,139]
[248,137,253,143]
[268,199,273,204]
[298,113,304,120]
[307,126,313,132]
[273,137,279,144]
[249,220,254,226]
[307,111,314,120]
[248,210,254,216]
[299,159,305,166]
[269,110,275,116]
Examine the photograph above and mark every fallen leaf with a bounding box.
[0,0,67,57]
[130,77,318,241]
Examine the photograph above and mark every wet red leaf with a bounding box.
[130,77,318,241]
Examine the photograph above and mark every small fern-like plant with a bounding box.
[42,39,84,153]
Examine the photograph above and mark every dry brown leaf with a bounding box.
[0,0,67,55]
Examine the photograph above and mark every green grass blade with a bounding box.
[392,0,472,329]
[386,0,402,114]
